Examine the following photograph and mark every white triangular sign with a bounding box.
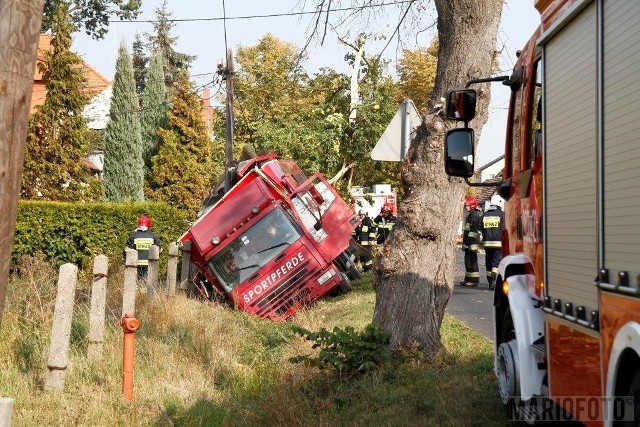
[370,99,422,161]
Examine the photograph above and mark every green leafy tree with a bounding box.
[103,42,144,202]
[147,71,215,215]
[395,41,438,113]
[132,33,148,96]
[42,0,142,40]
[145,0,196,91]
[140,50,168,173]
[22,3,101,202]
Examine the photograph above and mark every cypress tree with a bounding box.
[145,0,195,91]
[147,70,215,215]
[22,3,101,201]
[140,50,168,173]
[132,33,148,96]
[103,41,145,202]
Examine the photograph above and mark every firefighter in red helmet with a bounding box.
[374,203,397,245]
[126,215,162,281]
[461,196,482,287]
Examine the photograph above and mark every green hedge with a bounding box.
[13,201,190,268]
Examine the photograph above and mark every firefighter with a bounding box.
[482,195,505,290]
[374,203,397,245]
[460,196,482,287]
[352,209,377,271]
[125,215,162,281]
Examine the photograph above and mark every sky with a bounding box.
[73,0,540,166]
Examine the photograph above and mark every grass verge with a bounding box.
[0,256,508,426]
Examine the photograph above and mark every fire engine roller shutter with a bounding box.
[543,2,597,309]
[603,1,640,282]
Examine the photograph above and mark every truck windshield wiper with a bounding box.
[231,264,259,273]
[257,242,290,254]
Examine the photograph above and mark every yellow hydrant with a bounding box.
[120,313,139,401]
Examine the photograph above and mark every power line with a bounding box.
[108,1,414,24]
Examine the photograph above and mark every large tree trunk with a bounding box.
[373,0,504,358]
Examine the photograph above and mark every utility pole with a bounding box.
[0,0,46,322]
[217,49,235,192]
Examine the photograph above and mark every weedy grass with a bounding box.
[0,256,508,426]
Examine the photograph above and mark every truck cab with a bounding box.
[181,154,360,321]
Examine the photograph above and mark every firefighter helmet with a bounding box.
[381,203,393,214]
[138,215,151,229]
[464,196,478,211]
[490,195,504,210]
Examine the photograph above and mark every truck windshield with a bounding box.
[208,208,301,292]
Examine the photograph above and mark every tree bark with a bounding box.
[373,0,504,358]
[0,0,46,322]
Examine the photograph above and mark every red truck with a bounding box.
[180,153,361,321]
[444,0,640,424]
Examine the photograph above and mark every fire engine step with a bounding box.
[530,336,546,360]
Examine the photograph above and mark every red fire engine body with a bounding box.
[180,153,360,321]
[445,0,640,424]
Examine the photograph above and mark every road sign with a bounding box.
[370,99,422,161]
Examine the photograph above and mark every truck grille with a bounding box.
[254,266,311,319]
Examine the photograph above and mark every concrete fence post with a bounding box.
[122,248,138,316]
[0,397,14,427]
[147,245,160,299]
[167,243,179,296]
[45,263,78,391]
[179,240,191,290]
[88,255,108,360]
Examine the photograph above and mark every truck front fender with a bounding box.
[494,253,546,401]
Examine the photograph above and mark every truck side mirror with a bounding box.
[444,128,475,178]
[445,89,476,122]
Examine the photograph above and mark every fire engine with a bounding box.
[444,0,640,424]
[180,153,361,321]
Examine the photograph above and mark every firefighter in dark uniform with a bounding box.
[374,203,397,245]
[352,209,377,271]
[461,196,482,287]
[126,215,162,280]
[482,195,505,290]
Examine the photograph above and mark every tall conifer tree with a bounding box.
[103,42,144,202]
[132,33,148,96]
[145,0,195,91]
[22,3,101,201]
[141,50,168,172]
[147,71,214,215]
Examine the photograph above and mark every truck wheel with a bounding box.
[347,262,363,281]
[497,339,520,405]
[617,370,640,426]
[339,272,353,293]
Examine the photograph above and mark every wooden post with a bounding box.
[45,263,78,391]
[122,248,138,316]
[0,0,46,322]
[179,240,191,290]
[166,242,179,296]
[88,255,108,360]
[0,397,14,427]
[147,245,159,299]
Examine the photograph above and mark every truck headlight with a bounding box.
[317,268,336,285]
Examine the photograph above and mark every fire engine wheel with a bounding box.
[346,262,363,281]
[496,339,520,406]
[617,370,640,427]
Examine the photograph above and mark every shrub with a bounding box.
[13,201,189,268]
[289,323,392,375]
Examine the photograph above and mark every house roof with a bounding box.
[478,154,505,172]
[31,33,111,113]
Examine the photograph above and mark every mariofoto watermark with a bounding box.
[507,396,635,422]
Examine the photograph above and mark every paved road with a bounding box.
[446,249,494,340]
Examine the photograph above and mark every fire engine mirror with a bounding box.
[445,128,475,178]
[445,89,476,121]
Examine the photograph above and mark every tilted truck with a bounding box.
[180,153,361,322]
[444,0,640,424]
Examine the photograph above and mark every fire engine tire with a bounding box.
[496,339,519,406]
[618,370,640,427]
[339,272,353,293]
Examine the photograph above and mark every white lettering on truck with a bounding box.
[243,252,305,303]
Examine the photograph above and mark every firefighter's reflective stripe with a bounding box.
[467,244,480,251]
[137,259,150,266]
[483,241,502,248]
[467,231,478,238]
